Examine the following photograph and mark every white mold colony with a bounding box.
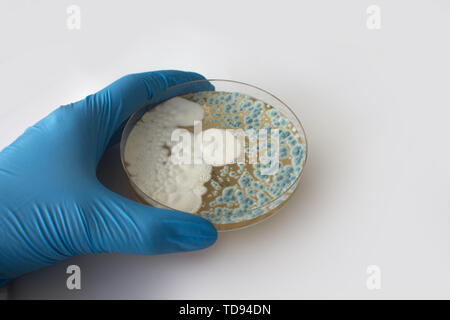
[124,97,241,213]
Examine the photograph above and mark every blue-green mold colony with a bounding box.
[182,91,306,227]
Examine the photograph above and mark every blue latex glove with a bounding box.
[0,70,218,284]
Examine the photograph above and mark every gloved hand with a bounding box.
[0,70,218,285]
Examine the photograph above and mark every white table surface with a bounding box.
[1,0,450,299]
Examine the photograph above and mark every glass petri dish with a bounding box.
[120,80,308,231]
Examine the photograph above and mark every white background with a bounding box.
[1,0,450,299]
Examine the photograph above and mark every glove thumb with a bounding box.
[83,187,218,255]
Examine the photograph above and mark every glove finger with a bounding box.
[89,70,214,151]
[105,75,215,149]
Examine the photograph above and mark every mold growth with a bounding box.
[124,91,306,229]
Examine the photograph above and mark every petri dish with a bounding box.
[120,80,308,231]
